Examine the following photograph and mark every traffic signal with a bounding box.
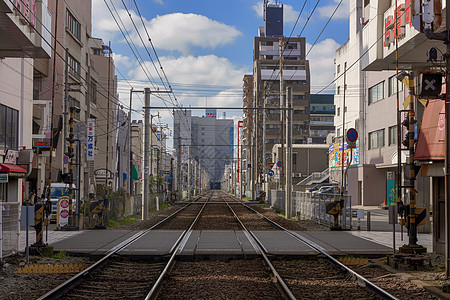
[418,73,442,97]
[58,171,73,184]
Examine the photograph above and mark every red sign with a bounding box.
[60,199,69,209]
[384,0,412,47]
[60,209,69,218]
[268,162,275,169]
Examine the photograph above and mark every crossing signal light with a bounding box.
[58,171,73,184]
[418,73,442,97]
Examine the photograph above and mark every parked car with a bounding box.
[306,183,338,193]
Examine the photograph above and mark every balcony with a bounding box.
[0,0,51,58]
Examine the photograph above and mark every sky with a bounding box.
[91,0,350,151]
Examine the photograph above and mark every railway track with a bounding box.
[38,190,401,299]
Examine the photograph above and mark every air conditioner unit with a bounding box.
[293,173,301,178]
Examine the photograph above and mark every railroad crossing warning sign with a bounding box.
[277,161,283,168]
[268,170,274,176]
[268,162,275,169]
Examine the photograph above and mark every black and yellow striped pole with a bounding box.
[33,203,45,246]
[67,107,75,227]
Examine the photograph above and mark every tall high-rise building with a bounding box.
[173,110,233,189]
[253,2,310,180]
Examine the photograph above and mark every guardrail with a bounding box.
[1,202,20,259]
[268,190,352,229]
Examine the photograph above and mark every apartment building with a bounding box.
[173,110,233,190]
[0,0,52,258]
[310,94,335,144]
[253,2,310,188]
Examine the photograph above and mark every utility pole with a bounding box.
[285,86,292,218]
[177,136,182,201]
[129,88,133,195]
[252,90,257,200]
[104,41,112,227]
[46,0,60,243]
[143,88,150,220]
[279,36,285,190]
[66,106,76,228]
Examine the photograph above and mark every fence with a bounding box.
[268,190,352,229]
[1,202,20,259]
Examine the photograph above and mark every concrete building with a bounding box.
[0,0,52,258]
[271,144,329,189]
[334,0,442,247]
[242,74,253,196]
[173,110,233,190]
[310,94,335,144]
[253,2,310,190]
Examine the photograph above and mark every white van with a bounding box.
[48,183,77,223]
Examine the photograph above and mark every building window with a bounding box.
[337,107,340,116]
[388,75,404,96]
[337,86,340,94]
[0,104,19,151]
[388,125,398,145]
[368,81,385,104]
[369,129,385,149]
[337,64,340,74]
[293,153,297,170]
[91,80,97,104]
[67,54,80,78]
[66,10,81,41]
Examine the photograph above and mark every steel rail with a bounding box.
[37,195,203,300]
[145,195,211,300]
[236,196,398,300]
[222,194,296,300]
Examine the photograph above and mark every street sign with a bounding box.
[268,170,274,176]
[63,156,69,164]
[60,199,69,209]
[348,141,356,149]
[60,209,69,218]
[268,162,275,169]
[150,174,153,177]
[164,171,171,175]
[0,174,8,183]
[277,161,283,168]
[33,140,51,148]
[346,128,358,143]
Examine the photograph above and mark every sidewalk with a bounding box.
[20,227,83,253]
[349,205,432,252]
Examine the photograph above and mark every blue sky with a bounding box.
[91,0,350,149]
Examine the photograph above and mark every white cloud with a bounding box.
[318,0,350,20]
[153,0,163,4]
[252,1,300,23]
[130,55,248,87]
[92,0,242,54]
[306,38,341,93]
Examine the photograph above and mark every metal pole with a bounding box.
[341,64,346,198]
[77,140,81,228]
[46,0,60,239]
[279,37,285,190]
[68,107,74,227]
[285,86,292,218]
[394,0,400,255]
[143,88,150,220]
[444,50,450,267]
[177,136,182,201]
[105,41,111,216]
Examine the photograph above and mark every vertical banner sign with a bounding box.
[87,118,95,161]
[386,171,396,206]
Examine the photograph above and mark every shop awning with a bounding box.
[415,99,445,161]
